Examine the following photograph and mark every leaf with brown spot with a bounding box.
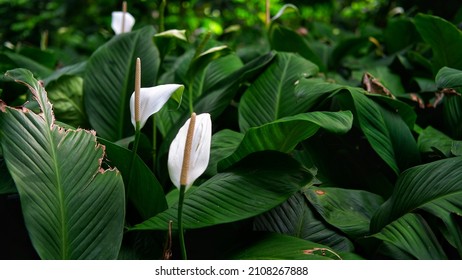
[0,69,125,259]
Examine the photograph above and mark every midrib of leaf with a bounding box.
[274,55,292,120]
[47,126,69,259]
[38,78,69,259]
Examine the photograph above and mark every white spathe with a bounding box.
[111,11,135,34]
[168,113,212,190]
[130,84,184,129]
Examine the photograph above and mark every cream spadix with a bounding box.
[129,84,184,129]
[168,113,212,190]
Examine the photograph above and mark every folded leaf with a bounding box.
[219,110,353,170]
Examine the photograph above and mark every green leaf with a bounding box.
[435,67,462,138]
[220,110,353,170]
[98,138,167,221]
[443,95,462,139]
[42,62,87,86]
[414,14,462,72]
[417,126,454,157]
[384,17,420,54]
[0,157,16,194]
[193,51,276,118]
[187,45,232,81]
[154,29,187,60]
[304,187,383,239]
[435,67,462,89]
[270,4,299,22]
[295,78,419,174]
[371,213,447,259]
[269,26,325,71]
[205,129,244,177]
[371,157,462,257]
[330,36,371,70]
[3,52,53,79]
[130,151,312,230]
[239,52,319,131]
[338,89,419,174]
[193,54,244,98]
[231,233,359,260]
[293,78,339,110]
[254,192,355,252]
[0,69,125,259]
[83,26,159,141]
[47,75,87,128]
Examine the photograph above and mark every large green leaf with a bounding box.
[414,14,462,72]
[205,129,244,177]
[99,138,167,222]
[371,157,462,257]
[436,67,462,89]
[254,192,355,252]
[231,233,360,260]
[220,110,353,170]
[371,213,447,260]
[417,126,457,157]
[384,17,420,54]
[193,54,243,99]
[83,26,159,141]
[0,69,125,259]
[193,51,276,118]
[130,151,312,230]
[304,187,383,239]
[238,52,319,131]
[47,75,87,128]
[341,91,403,174]
[3,52,53,78]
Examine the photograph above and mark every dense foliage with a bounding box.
[1,0,462,260]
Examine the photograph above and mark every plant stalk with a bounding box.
[177,112,196,260]
[152,114,157,170]
[159,0,167,32]
[177,184,187,260]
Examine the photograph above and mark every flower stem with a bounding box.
[127,121,141,199]
[177,112,196,260]
[152,114,157,170]
[159,0,167,33]
[177,184,187,260]
[127,57,141,199]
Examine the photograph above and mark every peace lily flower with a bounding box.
[129,84,184,129]
[168,112,212,191]
[111,2,135,34]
